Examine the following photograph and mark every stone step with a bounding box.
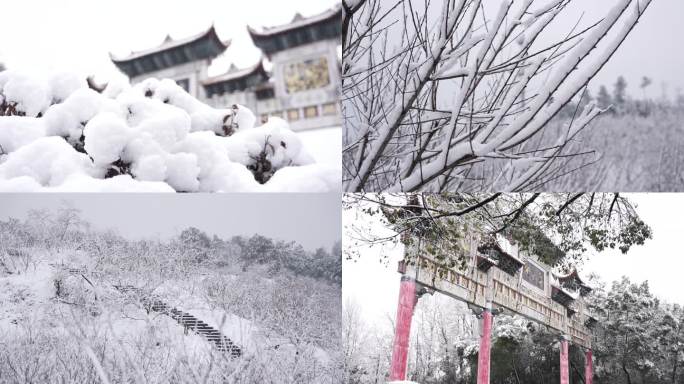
[111,288,242,357]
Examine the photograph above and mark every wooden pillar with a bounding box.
[477,302,493,384]
[560,336,570,384]
[389,275,417,381]
[585,349,593,384]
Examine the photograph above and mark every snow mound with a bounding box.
[0,137,94,186]
[0,71,340,192]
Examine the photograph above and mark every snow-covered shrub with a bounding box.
[0,72,339,192]
[0,247,34,274]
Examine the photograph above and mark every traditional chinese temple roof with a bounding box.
[551,284,578,306]
[202,60,270,97]
[247,5,341,57]
[554,269,592,296]
[477,239,524,276]
[111,25,230,78]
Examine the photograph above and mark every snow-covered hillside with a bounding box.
[0,71,340,192]
[0,206,342,383]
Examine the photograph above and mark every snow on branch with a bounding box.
[342,0,654,192]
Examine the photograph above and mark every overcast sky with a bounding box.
[542,0,684,99]
[343,193,684,324]
[0,193,341,251]
[1,0,677,98]
[0,0,338,82]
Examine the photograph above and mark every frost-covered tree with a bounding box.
[240,234,275,267]
[613,75,629,114]
[343,298,368,384]
[640,76,652,97]
[588,277,682,384]
[597,85,614,111]
[343,0,655,192]
[178,227,212,263]
[55,203,87,243]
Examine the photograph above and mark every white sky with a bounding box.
[0,0,338,82]
[0,193,341,252]
[0,0,675,98]
[541,0,684,99]
[343,193,684,324]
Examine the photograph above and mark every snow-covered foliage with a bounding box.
[0,207,342,383]
[0,71,339,192]
[588,276,684,384]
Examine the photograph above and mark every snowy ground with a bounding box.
[298,126,342,168]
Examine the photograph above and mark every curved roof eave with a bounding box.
[202,58,268,86]
[247,5,341,39]
[110,25,230,64]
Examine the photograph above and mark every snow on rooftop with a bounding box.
[247,4,341,37]
[551,283,580,300]
[495,234,524,263]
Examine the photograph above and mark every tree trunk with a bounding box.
[672,354,679,384]
[622,361,632,384]
[571,361,586,384]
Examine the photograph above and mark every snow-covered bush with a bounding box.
[0,71,339,192]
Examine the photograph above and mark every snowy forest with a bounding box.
[0,204,342,383]
[543,75,684,191]
[342,0,664,192]
[344,276,684,384]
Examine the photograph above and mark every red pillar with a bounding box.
[389,275,417,381]
[585,349,593,384]
[477,305,493,384]
[560,337,570,384]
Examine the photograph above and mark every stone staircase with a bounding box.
[49,264,244,358]
[113,285,242,357]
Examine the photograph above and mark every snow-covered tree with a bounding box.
[342,0,655,192]
[240,234,275,268]
[587,277,684,384]
[178,227,212,263]
[597,85,613,111]
[613,76,629,114]
[345,193,652,269]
